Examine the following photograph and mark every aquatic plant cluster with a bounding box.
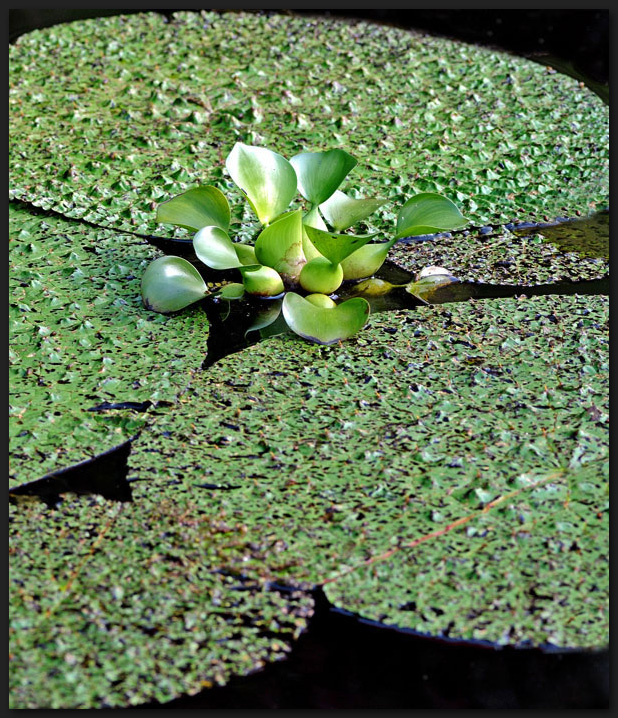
[141,143,467,343]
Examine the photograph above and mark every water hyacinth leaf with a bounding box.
[305,293,337,308]
[301,206,327,262]
[233,243,258,266]
[289,149,357,206]
[319,190,386,232]
[254,209,306,283]
[156,185,231,232]
[339,240,397,280]
[282,292,370,345]
[303,224,378,265]
[239,265,285,297]
[225,143,297,225]
[394,192,468,239]
[216,282,246,299]
[194,225,257,270]
[406,272,460,303]
[141,255,209,313]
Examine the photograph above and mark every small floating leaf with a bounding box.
[406,272,460,303]
[394,192,468,239]
[141,256,208,313]
[216,282,246,300]
[194,226,257,270]
[319,190,386,232]
[156,185,231,232]
[254,209,306,283]
[303,225,377,265]
[225,143,297,225]
[282,292,370,345]
[289,149,357,206]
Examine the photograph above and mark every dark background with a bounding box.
[9,7,610,87]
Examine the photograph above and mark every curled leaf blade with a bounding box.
[395,192,468,239]
[282,292,370,345]
[225,143,297,225]
[193,226,258,270]
[303,224,378,265]
[290,149,357,206]
[320,190,385,232]
[156,185,231,232]
[141,256,208,313]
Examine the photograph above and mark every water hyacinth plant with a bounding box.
[141,143,468,344]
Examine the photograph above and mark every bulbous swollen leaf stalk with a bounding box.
[239,265,285,297]
[299,257,344,295]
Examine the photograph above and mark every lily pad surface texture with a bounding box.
[9,10,608,709]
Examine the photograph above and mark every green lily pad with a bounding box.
[156,185,231,232]
[282,292,370,344]
[8,203,210,487]
[289,148,357,206]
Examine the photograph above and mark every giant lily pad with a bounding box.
[8,8,608,710]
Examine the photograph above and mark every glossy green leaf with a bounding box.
[289,149,357,206]
[339,241,397,280]
[282,292,370,345]
[216,282,246,299]
[233,243,258,266]
[225,142,297,225]
[254,209,306,283]
[394,192,468,239]
[301,206,327,262]
[303,224,378,265]
[304,293,337,308]
[319,190,386,232]
[156,185,231,232]
[193,226,257,270]
[141,256,208,313]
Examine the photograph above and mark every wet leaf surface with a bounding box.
[125,294,608,648]
[9,204,209,486]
